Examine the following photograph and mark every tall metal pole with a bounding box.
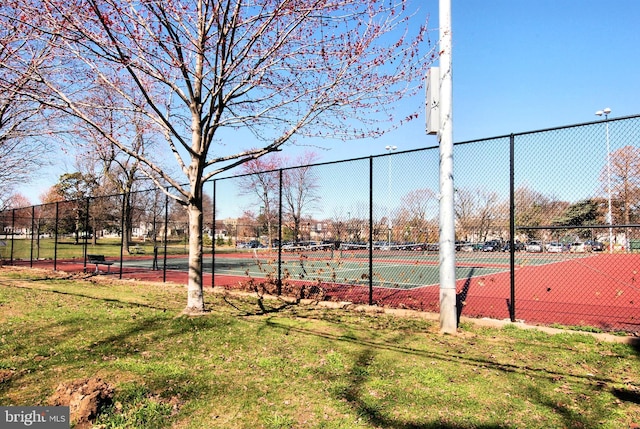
[438,0,457,334]
[596,108,613,253]
[509,134,516,322]
[606,118,613,253]
[385,145,397,247]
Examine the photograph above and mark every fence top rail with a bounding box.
[517,223,640,230]
[213,113,640,182]
[453,113,640,147]
[3,113,640,212]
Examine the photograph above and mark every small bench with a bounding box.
[87,254,114,273]
[129,245,146,255]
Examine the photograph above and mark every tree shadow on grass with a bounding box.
[339,348,509,429]
[223,294,295,316]
[612,386,640,404]
[3,275,175,312]
[263,316,637,428]
[0,288,221,405]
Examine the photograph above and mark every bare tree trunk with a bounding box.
[124,192,133,252]
[185,199,205,314]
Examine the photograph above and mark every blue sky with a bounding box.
[317,0,640,160]
[17,0,640,206]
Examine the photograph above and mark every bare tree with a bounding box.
[606,145,640,226]
[600,145,640,244]
[397,188,437,243]
[75,102,162,251]
[345,201,370,243]
[0,194,31,212]
[511,185,570,241]
[329,208,349,242]
[12,0,433,313]
[51,172,99,244]
[0,4,55,205]
[237,156,281,248]
[454,188,478,242]
[455,187,502,243]
[282,152,321,242]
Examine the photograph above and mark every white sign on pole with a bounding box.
[425,67,440,135]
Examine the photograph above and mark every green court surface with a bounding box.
[119,248,593,290]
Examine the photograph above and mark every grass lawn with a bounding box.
[0,266,639,428]
[1,237,191,260]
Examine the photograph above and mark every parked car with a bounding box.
[585,240,605,251]
[401,243,424,251]
[525,241,543,253]
[455,241,467,251]
[425,243,439,251]
[546,242,564,253]
[502,241,525,252]
[482,240,502,252]
[569,241,592,253]
[472,243,484,252]
[322,240,341,250]
[459,243,474,252]
[281,242,298,251]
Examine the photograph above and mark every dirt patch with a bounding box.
[48,377,114,429]
[0,369,14,383]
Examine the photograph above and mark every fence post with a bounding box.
[54,202,59,271]
[30,206,35,267]
[119,195,126,279]
[10,209,15,265]
[163,190,169,282]
[277,169,283,295]
[84,198,90,272]
[211,180,216,288]
[369,156,374,305]
[509,134,516,322]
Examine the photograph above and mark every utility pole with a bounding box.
[438,0,457,334]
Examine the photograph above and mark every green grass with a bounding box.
[1,267,639,428]
[0,237,191,260]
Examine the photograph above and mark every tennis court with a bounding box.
[205,248,639,332]
[118,244,597,291]
[116,246,480,289]
[10,243,638,331]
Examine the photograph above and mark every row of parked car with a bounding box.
[523,240,604,253]
[239,239,606,253]
[455,239,605,253]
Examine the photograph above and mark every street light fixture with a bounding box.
[385,145,397,247]
[595,107,613,253]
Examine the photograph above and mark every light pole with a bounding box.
[438,0,457,334]
[385,145,397,247]
[595,107,613,253]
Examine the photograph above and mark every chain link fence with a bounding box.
[2,115,639,332]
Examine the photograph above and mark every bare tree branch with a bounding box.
[9,0,434,312]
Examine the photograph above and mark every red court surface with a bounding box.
[7,252,640,333]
